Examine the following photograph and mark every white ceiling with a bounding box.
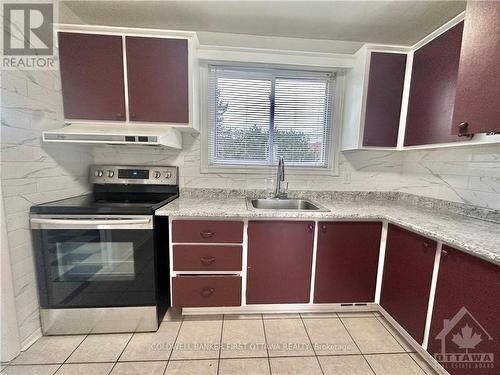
[62,1,466,46]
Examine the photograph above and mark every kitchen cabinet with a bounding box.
[58,32,126,121]
[172,276,241,308]
[314,222,382,303]
[404,22,464,146]
[172,220,244,243]
[427,246,499,375]
[381,224,436,344]
[246,221,314,304]
[173,245,242,271]
[58,30,194,127]
[452,1,500,135]
[363,52,406,147]
[126,37,189,123]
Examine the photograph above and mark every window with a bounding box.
[207,65,335,169]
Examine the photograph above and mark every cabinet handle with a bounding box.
[422,241,433,252]
[457,122,474,139]
[200,288,215,297]
[321,224,327,233]
[307,223,314,232]
[115,113,122,120]
[200,230,215,239]
[441,249,449,257]
[200,256,216,265]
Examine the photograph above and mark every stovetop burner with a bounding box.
[30,165,179,215]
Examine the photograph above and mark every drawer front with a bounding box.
[172,276,242,307]
[173,245,242,271]
[172,220,244,243]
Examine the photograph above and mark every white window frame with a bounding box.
[200,61,345,176]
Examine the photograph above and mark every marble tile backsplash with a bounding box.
[1,66,499,352]
[93,138,500,210]
[1,70,93,348]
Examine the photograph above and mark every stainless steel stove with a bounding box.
[30,165,178,335]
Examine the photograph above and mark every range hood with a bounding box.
[43,123,182,148]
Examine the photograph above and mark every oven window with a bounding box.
[55,241,135,282]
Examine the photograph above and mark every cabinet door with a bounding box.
[314,222,381,303]
[126,37,189,123]
[58,33,126,121]
[363,52,406,147]
[427,246,500,375]
[246,221,314,304]
[381,224,436,344]
[452,2,500,135]
[404,22,464,146]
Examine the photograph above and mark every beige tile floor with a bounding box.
[1,311,440,375]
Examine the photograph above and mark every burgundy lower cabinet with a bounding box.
[172,220,244,244]
[314,222,382,303]
[427,246,500,375]
[172,276,241,308]
[380,224,436,344]
[246,221,314,304]
[173,245,242,271]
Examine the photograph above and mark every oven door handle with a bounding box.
[30,217,153,230]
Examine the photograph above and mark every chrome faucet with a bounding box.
[274,157,287,199]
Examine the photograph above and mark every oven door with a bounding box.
[31,215,156,309]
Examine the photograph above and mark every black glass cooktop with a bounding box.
[30,193,178,215]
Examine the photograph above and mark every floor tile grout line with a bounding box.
[216,315,225,375]
[407,352,438,375]
[260,316,273,375]
[299,315,325,375]
[60,334,89,366]
[374,315,409,352]
[106,333,134,374]
[164,317,184,372]
[338,316,377,375]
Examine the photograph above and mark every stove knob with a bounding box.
[107,170,114,178]
[96,170,104,177]
[165,171,172,179]
[153,171,161,179]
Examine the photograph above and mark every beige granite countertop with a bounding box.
[156,193,500,266]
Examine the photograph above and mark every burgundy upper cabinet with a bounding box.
[404,22,464,146]
[427,246,499,375]
[452,2,500,135]
[381,224,436,344]
[363,52,407,147]
[314,222,382,303]
[126,37,189,123]
[246,221,314,304]
[58,33,126,121]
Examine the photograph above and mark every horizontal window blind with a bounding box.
[208,65,334,167]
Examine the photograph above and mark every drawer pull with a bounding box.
[200,256,216,265]
[200,288,215,297]
[200,230,215,238]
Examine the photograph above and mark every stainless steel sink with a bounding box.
[246,198,330,211]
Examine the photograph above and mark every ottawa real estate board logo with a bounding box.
[433,307,494,371]
[2,1,56,69]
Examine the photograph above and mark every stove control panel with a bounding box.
[90,165,178,185]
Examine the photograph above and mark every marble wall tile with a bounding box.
[1,70,94,349]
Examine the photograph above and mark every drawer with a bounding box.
[172,220,244,243]
[173,245,242,271]
[172,276,241,307]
